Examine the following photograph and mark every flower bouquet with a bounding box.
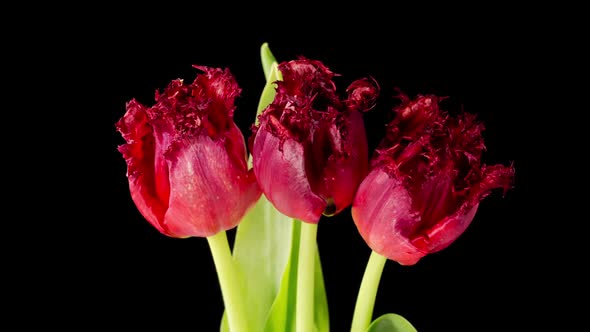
[116,43,514,332]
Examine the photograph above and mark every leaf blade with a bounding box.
[365,313,417,332]
[262,220,301,332]
[227,195,294,332]
[261,42,277,80]
[313,244,330,332]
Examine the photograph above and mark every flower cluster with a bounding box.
[116,44,514,332]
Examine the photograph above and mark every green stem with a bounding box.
[350,250,388,332]
[296,221,318,332]
[207,231,248,332]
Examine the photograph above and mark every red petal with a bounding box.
[346,77,380,112]
[352,169,426,265]
[411,170,457,232]
[322,111,369,215]
[410,204,478,253]
[116,100,171,236]
[413,163,514,252]
[164,131,260,237]
[253,120,326,223]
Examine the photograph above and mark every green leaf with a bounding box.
[255,42,282,124]
[221,195,294,332]
[262,220,301,332]
[261,222,330,332]
[313,244,330,332]
[256,62,282,120]
[220,312,228,332]
[260,42,277,81]
[365,313,417,332]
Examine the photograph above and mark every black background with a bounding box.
[21,7,568,332]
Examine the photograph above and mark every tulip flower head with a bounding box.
[251,59,379,223]
[352,94,514,265]
[116,66,260,238]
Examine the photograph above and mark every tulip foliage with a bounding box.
[117,43,514,332]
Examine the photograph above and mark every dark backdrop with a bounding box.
[32,9,557,332]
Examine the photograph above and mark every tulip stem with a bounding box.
[350,250,388,332]
[207,231,248,332]
[296,221,318,332]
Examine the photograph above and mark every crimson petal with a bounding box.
[253,120,325,223]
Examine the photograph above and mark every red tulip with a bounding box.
[352,94,514,265]
[251,59,379,223]
[116,66,260,238]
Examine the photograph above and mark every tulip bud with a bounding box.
[116,66,261,238]
[251,59,379,223]
[352,94,514,265]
